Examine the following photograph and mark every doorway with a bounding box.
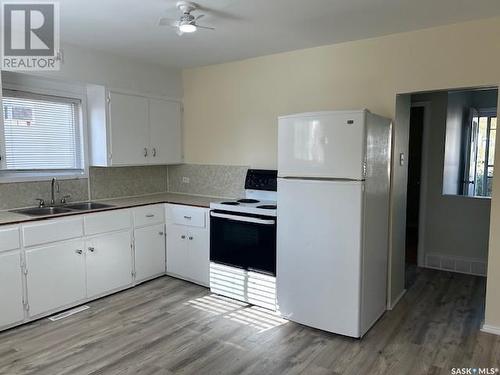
[405,106,425,267]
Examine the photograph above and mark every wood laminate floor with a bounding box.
[0,268,499,375]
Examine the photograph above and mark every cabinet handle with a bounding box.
[145,214,155,218]
[184,216,192,220]
[189,236,193,240]
[159,231,164,236]
[88,247,95,253]
[152,148,157,157]
[144,148,148,157]
[75,249,83,255]
[181,235,186,239]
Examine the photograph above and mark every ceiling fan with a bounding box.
[159,1,215,36]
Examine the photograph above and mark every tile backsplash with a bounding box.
[0,164,248,210]
[90,166,168,200]
[168,164,248,198]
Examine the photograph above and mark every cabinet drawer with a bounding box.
[84,209,131,236]
[0,226,20,252]
[23,217,84,247]
[167,205,206,228]
[133,205,165,227]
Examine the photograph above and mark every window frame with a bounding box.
[462,107,497,198]
[0,76,89,183]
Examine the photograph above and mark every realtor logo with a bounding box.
[1,1,60,70]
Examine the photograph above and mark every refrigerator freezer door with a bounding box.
[278,111,366,180]
[276,178,363,337]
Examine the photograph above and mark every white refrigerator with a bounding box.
[276,110,392,338]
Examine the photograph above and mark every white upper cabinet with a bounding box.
[149,98,182,165]
[109,92,149,165]
[87,85,183,167]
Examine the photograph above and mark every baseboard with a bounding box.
[481,323,500,336]
[387,289,406,310]
[424,253,487,276]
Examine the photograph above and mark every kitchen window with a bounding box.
[0,89,85,181]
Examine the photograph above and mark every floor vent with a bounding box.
[424,253,487,276]
[48,305,90,321]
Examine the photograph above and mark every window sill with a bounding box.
[0,170,88,184]
[442,194,492,200]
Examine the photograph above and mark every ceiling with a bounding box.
[60,0,500,68]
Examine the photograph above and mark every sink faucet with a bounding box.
[50,178,59,206]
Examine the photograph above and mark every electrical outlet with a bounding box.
[182,177,190,184]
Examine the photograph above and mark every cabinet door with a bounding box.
[187,227,209,286]
[86,231,133,298]
[166,224,189,278]
[26,240,86,317]
[0,251,24,327]
[135,224,166,282]
[108,92,149,165]
[149,99,182,165]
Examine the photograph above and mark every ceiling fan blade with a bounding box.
[195,14,205,20]
[196,25,215,31]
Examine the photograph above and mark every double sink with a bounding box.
[13,202,114,217]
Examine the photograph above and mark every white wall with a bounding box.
[36,43,182,99]
[443,92,468,195]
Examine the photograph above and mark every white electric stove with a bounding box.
[209,169,278,310]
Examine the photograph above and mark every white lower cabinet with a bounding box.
[166,224,190,279]
[86,231,133,298]
[0,250,24,327]
[186,227,209,286]
[0,203,210,332]
[166,224,209,286]
[134,223,166,283]
[26,240,86,317]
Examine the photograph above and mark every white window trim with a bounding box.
[0,74,89,183]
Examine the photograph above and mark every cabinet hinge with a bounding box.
[131,271,136,278]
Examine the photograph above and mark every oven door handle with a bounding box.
[210,211,276,225]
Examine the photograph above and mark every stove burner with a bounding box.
[237,199,260,203]
[257,205,277,210]
[220,201,240,206]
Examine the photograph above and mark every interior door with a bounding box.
[149,99,182,164]
[26,240,86,317]
[0,251,25,326]
[86,231,133,298]
[166,224,189,278]
[187,227,209,285]
[108,92,149,165]
[278,111,366,179]
[134,224,166,282]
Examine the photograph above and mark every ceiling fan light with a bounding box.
[179,23,197,33]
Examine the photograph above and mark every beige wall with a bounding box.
[182,17,500,326]
[485,92,500,330]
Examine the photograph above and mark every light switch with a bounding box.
[399,153,405,166]
[182,177,190,183]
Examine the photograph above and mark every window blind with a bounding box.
[2,90,83,171]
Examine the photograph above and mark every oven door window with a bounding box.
[210,212,276,275]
